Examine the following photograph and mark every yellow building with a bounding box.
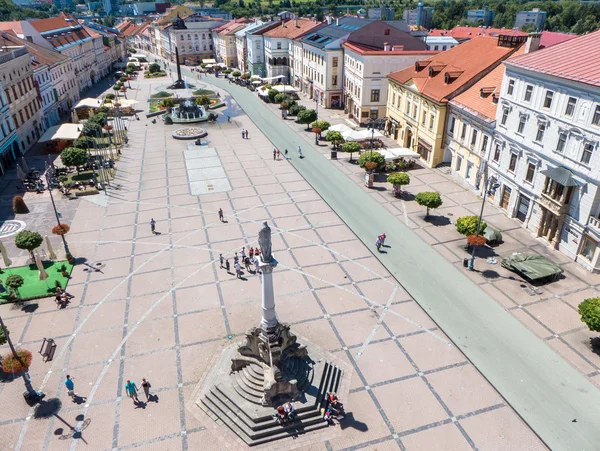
[386,33,526,168]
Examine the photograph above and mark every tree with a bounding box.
[5,274,24,299]
[82,120,101,137]
[196,95,211,107]
[414,192,443,217]
[73,136,95,149]
[274,93,289,104]
[456,216,487,237]
[105,93,115,101]
[340,141,361,162]
[0,324,8,346]
[61,147,88,174]
[579,298,600,333]
[358,151,385,169]
[288,104,305,116]
[387,172,410,195]
[311,120,330,136]
[326,130,344,149]
[15,230,43,260]
[149,63,161,73]
[232,70,241,78]
[297,109,317,129]
[267,88,279,103]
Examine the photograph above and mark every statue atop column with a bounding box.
[258,221,272,262]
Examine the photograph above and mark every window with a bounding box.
[412,103,417,119]
[517,115,526,134]
[592,105,600,126]
[508,153,518,172]
[470,129,478,147]
[370,89,380,102]
[581,143,594,164]
[524,85,533,102]
[525,162,535,182]
[466,161,473,179]
[580,237,597,261]
[448,116,456,135]
[481,135,488,154]
[421,109,427,126]
[507,79,515,95]
[332,57,338,67]
[501,108,508,126]
[460,123,467,140]
[429,112,435,130]
[277,42,281,49]
[455,155,463,172]
[332,75,337,86]
[535,123,546,142]
[565,97,577,117]
[543,91,554,109]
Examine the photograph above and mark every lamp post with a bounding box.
[0,315,44,405]
[468,177,499,271]
[45,163,71,258]
[368,119,376,158]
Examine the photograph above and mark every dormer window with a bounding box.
[415,60,430,72]
[444,71,462,83]
[429,64,445,76]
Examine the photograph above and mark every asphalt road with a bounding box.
[173,65,600,451]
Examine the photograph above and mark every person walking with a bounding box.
[150,218,156,234]
[273,148,277,160]
[241,247,246,260]
[234,253,239,265]
[276,149,281,160]
[219,253,224,269]
[235,262,242,279]
[245,130,249,139]
[297,146,303,159]
[218,208,224,222]
[241,129,246,139]
[125,380,139,403]
[225,258,230,273]
[65,375,76,400]
[141,378,152,401]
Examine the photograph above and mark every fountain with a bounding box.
[163,98,210,124]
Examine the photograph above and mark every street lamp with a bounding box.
[468,177,500,271]
[45,163,72,259]
[368,119,376,158]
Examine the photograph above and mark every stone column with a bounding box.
[258,257,279,333]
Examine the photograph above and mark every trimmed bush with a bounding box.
[15,230,43,260]
[193,89,215,96]
[274,93,289,104]
[2,349,32,373]
[579,297,600,333]
[311,120,331,132]
[326,130,344,149]
[148,63,161,73]
[267,89,279,103]
[160,98,175,108]
[414,192,443,217]
[456,215,487,236]
[12,195,28,214]
[358,151,385,169]
[288,104,305,116]
[387,172,410,188]
[297,109,317,128]
[6,274,24,299]
[105,93,115,100]
[150,91,172,99]
[195,95,211,107]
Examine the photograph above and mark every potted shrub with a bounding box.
[2,349,32,373]
[6,274,24,300]
[414,192,443,217]
[52,224,70,236]
[358,151,385,170]
[60,264,69,278]
[12,195,28,214]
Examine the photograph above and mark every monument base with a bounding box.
[191,340,350,447]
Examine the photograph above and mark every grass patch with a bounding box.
[144,71,167,79]
[193,89,215,96]
[148,102,166,114]
[63,169,115,184]
[150,91,173,99]
[0,260,73,303]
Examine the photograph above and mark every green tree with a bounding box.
[311,120,330,133]
[358,151,385,169]
[456,216,487,237]
[297,109,317,129]
[326,130,344,149]
[73,136,95,149]
[267,88,279,103]
[579,298,600,333]
[387,172,410,196]
[14,230,43,260]
[5,275,23,299]
[274,93,289,104]
[60,147,88,174]
[414,192,443,217]
[0,323,8,345]
[340,141,361,162]
[148,63,161,73]
[288,104,305,116]
[231,70,242,78]
[196,95,211,107]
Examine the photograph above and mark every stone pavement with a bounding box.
[0,73,546,450]
[278,91,600,391]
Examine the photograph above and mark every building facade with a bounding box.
[466,7,495,26]
[212,19,247,68]
[402,3,434,29]
[515,9,547,31]
[166,18,222,64]
[0,78,20,175]
[424,36,458,51]
[490,31,600,271]
[245,22,281,77]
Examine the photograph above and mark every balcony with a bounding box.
[539,192,570,216]
[588,215,600,234]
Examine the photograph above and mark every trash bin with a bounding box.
[330,150,337,160]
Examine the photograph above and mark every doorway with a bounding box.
[500,186,512,210]
[516,194,530,222]
[404,128,413,149]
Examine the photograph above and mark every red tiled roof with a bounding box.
[343,41,437,56]
[0,32,69,68]
[29,14,78,33]
[263,18,321,39]
[451,46,525,120]
[388,36,523,103]
[0,21,23,35]
[83,26,102,39]
[539,31,578,49]
[429,26,528,40]
[506,29,600,87]
[216,19,248,35]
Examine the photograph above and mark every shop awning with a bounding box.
[272,84,297,93]
[74,98,102,109]
[540,166,580,187]
[38,124,82,143]
[261,75,285,81]
[386,147,420,159]
[202,58,217,64]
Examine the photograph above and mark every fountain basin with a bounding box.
[172,128,208,140]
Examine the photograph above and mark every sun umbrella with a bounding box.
[45,235,57,260]
[342,129,369,142]
[16,164,25,181]
[20,157,29,173]
[329,123,352,133]
[0,241,11,268]
[34,252,49,281]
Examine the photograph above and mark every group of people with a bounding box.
[323,392,345,422]
[241,129,250,139]
[65,375,153,405]
[55,287,73,308]
[219,246,262,279]
[273,401,296,424]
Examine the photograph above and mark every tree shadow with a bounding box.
[20,302,39,313]
[34,398,62,419]
[338,412,368,432]
[424,215,451,226]
[369,186,387,192]
[590,337,600,358]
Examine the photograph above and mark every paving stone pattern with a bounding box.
[0,75,547,450]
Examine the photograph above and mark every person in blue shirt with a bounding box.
[125,380,139,403]
[65,375,75,399]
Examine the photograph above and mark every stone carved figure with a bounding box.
[258,221,272,262]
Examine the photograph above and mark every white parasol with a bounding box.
[16,164,25,181]
[34,252,49,281]
[45,235,57,260]
[20,157,29,173]
[329,123,352,133]
[0,241,12,268]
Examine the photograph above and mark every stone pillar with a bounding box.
[258,257,279,333]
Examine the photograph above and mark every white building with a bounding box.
[235,21,264,73]
[491,30,600,271]
[424,36,459,51]
[515,9,547,31]
[245,21,281,77]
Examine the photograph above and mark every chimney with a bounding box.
[383,42,391,51]
[525,32,541,53]
[295,14,298,27]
